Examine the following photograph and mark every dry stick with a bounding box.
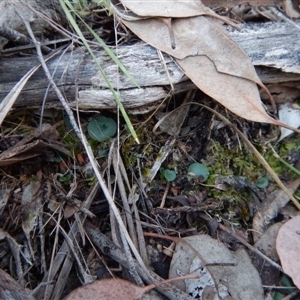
[85,221,195,300]
[199,213,283,272]
[4,232,25,287]
[46,213,95,284]
[0,24,52,53]
[34,184,99,300]
[22,19,150,282]
[143,231,231,297]
[282,289,300,300]
[1,38,71,55]
[112,148,149,265]
[46,214,95,300]
[143,232,236,270]
[111,149,143,285]
[107,139,140,285]
[44,205,64,300]
[160,181,170,208]
[18,0,81,46]
[107,142,121,248]
[39,43,74,130]
[131,188,150,265]
[112,148,139,249]
[38,213,47,274]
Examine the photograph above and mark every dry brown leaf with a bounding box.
[119,0,213,18]
[117,1,300,131]
[168,234,264,299]
[21,181,42,236]
[177,55,278,124]
[121,17,254,77]
[283,0,300,18]
[118,0,238,26]
[63,278,148,300]
[0,152,41,167]
[276,215,300,289]
[63,275,199,300]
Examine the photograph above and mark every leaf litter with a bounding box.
[63,273,200,300]
[1,1,300,300]
[276,215,300,289]
[116,0,300,132]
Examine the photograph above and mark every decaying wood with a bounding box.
[0,20,300,114]
[202,0,282,7]
[0,0,65,51]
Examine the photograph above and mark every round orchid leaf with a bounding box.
[187,163,209,182]
[256,177,269,189]
[88,116,117,142]
[180,126,191,136]
[98,148,109,157]
[163,169,177,182]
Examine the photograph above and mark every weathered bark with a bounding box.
[0,0,65,50]
[1,20,300,114]
[202,0,282,6]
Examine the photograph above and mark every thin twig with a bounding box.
[22,16,150,283]
[199,213,283,272]
[0,24,51,53]
[160,181,170,208]
[32,183,99,299]
[85,221,195,300]
[282,289,300,300]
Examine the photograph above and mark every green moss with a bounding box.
[168,161,177,170]
[142,168,151,177]
[203,135,300,222]
[121,125,161,172]
[204,142,265,204]
[205,142,265,184]
[264,134,300,179]
[156,152,163,160]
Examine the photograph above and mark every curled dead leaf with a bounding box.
[276,215,300,289]
[116,1,300,132]
[63,274,199,300]
[117,0,238,26]
[63,278,147,300]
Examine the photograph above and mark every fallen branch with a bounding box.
[1,21,300,113]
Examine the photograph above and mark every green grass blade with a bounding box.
[81,21,140,88]
[60,0,139,143]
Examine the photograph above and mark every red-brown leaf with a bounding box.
[276,215,300,288]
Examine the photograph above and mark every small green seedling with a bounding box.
[255,177,269,189]
[162,169,177,182]
[98,148,109,157]
[187,163,209,182]
[59,173,72,184]
[88,115,117,142]
[180,126,190,136]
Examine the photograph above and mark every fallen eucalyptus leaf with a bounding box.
[117,1,299,131]
[119,0,216,18]
[63,275,199,300]
[169,235,264,299]
[276,215,300,289]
